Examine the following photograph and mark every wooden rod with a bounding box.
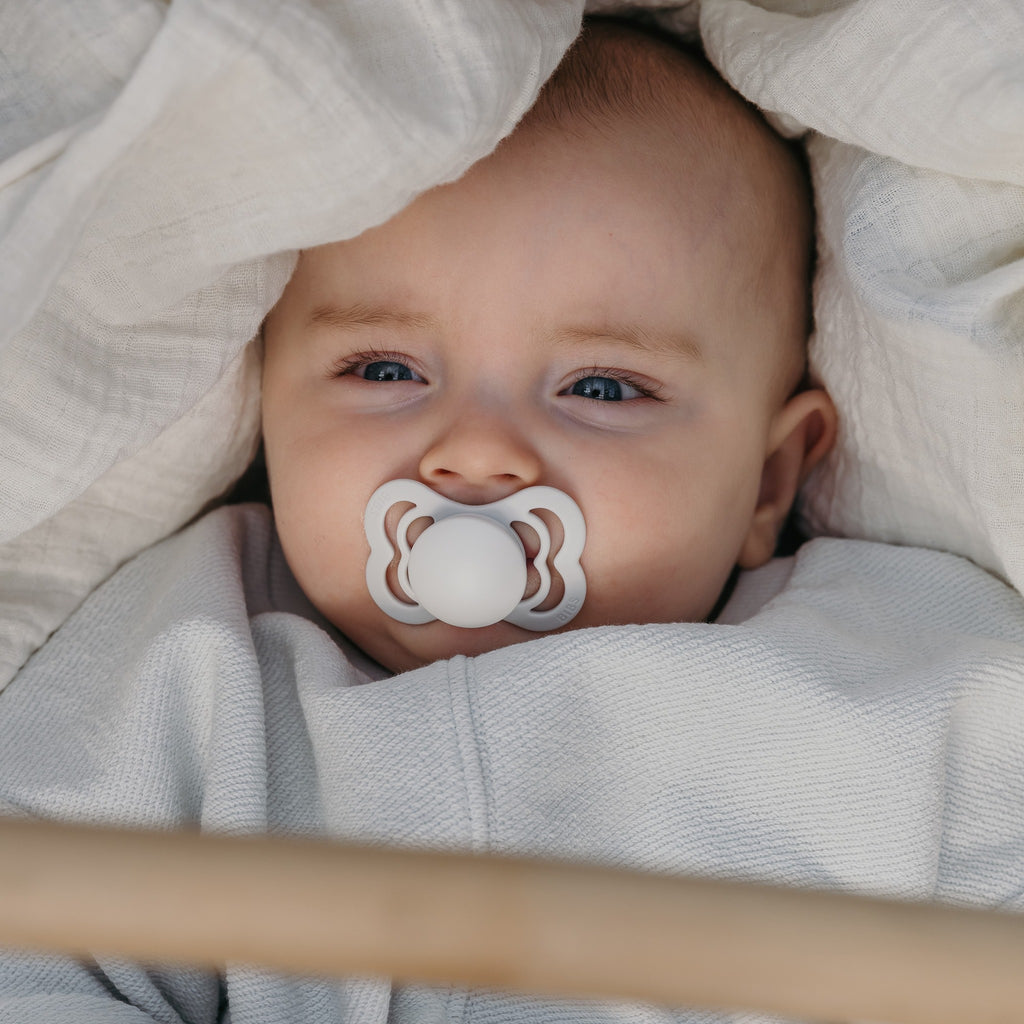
[0,817,1022,1022]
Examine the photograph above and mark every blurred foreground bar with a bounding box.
[1,817,1022,1023]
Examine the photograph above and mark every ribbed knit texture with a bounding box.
[2,505,1022,1022]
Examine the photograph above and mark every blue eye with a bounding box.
[328,351,428,386]
[568,375,641,401]
[361,360,418,382]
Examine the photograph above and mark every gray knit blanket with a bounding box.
[1,504,1022,1023]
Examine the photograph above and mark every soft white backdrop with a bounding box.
[1,0,1022,687]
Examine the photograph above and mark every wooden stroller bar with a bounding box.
[0,817,1021,1023]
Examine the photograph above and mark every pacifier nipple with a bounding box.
[407,515,527,629]
[364,479,587,632]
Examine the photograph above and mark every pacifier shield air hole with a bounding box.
[363,479,586,630]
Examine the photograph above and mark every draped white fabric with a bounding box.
[697,0,1024,593]
[4,1,1023,688]
[0,0,581,685]
[3,0,1023,685]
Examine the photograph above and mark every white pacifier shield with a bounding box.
[364,479,586,631]
[407,515,527,628]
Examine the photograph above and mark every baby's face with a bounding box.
[262,113,805,672]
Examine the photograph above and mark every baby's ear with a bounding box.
[737,388,838,570]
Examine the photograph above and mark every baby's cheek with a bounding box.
[587,510,729,626]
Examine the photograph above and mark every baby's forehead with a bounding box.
[531,20,813,349]
[287,23,812,399]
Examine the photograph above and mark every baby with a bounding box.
[0,19,849,1018]
[260,17,837,674]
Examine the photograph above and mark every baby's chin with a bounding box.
[352,616,544,674]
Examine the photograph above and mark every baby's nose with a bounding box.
[418,407,542,503]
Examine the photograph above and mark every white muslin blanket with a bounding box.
[1,504,1023,1024]
[3,0,1024,686]
[0,0,581,685]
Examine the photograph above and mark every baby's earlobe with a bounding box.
[789,388,839,484]
[738,389,838,570]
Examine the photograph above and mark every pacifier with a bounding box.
[363,479,586,630]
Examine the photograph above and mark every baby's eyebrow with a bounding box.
[307,303,438,332]
[552,323,704,363]
[307,304,703,362]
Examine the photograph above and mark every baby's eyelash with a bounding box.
[325,355,664,400]
[569,367,666,401]
[325,349,414,380]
